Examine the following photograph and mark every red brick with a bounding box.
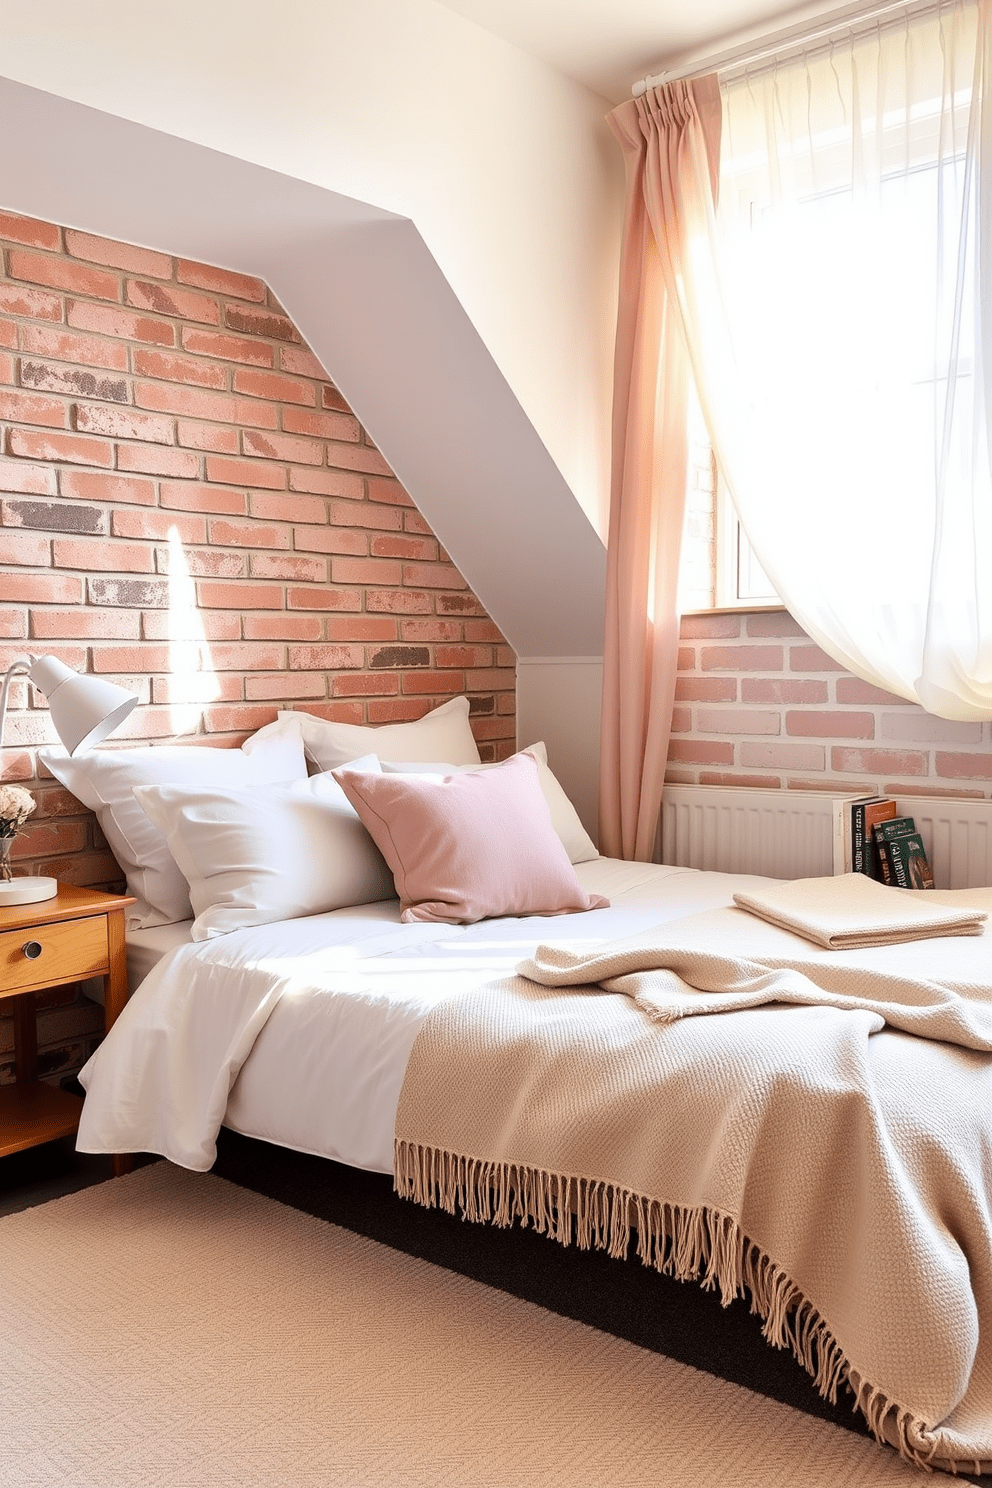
[740,742,825,771]
[126,279,220,325]
[250,553,327,582]
[282,407,360,441]
[135,382,235,422]
[436,645,493,669]
[367,699,434,725]
[224,305,300,342]
[366,589,432,615]
[64,231,172,278]
[75,404,174,444]
[131,350,228,388]
[206,456,286,490]
[699,772,784,788]
[787,711,874,738]
[0,212,60,250]
[2,748,34,781]
[10,250,119,302]
[279,346,330,379]
[465,716,515,742]
[322,384,352,413]
[30,609,141,639]
[250,491,326,524]
[243,616,323,641]
[0,610,27,637]
[368,477,413,506]
[68,301,175,346]
[831,747,928,775]
[0,459,56,496]
[934,752,992,779]
[0,389,66,429]
[242,429,322,465]
[371,534,438,561]
[0,353,12,383]
[332,673,400,697]
[436,593,484,616]
[200,705,280,734]
[1,572,82,604]
[674,676,737,702]
[402,562,466,591]
[182,329,273,367]
[177,422,239,454]
[245,674,326,701]
[160,481,247,516]
[835,677,913,706]
[0,322,15,350]
[745,611,806,637]
[700,645,783,671]
[286,587,361,612]
[0,530,50,565]
[9,428,112,468]
[293,526,367,557]
[332,500,401,532]
[741,678,828,704]
[87,576,168,608]
[402,620,462,643]
[465,668,515,692]
[116,445,199,478]
[790,644,847,672]
[326,618,397,643]
[20,324,128,371]
[53,537,154,573]
[0,284,62,320]
[112,508,206,543]
[288,644,364,671]
[679,613,741,639]
[331,556,402,586]
[403,672,465,695]
[669,706,692,732]
[666,740,736,767]
[404,510,434,537]
[152,673,243,705]
[210,643,284,672]
[60,470,156,506]
[141,610,240,641]
[159,547,246,579]
[176,261,266,301]
[325,441,392,476]
[233,368,314,405]
[289,467,363,499]
[208,519,290,550]
[197,581,282,610]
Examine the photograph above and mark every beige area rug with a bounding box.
[0,1162,931,1488]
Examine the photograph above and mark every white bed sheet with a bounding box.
[127,920,194,992]
[78,859,775,1173]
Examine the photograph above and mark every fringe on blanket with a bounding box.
[394,1138,959,1475]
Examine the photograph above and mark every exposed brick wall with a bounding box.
[0,210,516,1085]
[671,610,992,796]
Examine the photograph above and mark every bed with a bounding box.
[43,704,992,1477]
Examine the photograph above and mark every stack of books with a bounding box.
[832,795,934,888]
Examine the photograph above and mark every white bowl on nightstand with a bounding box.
[0,876,59,906]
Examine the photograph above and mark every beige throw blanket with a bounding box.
[732,871,987,948]
[396,898,992,1474]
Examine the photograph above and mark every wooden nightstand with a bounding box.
[0,884,134,1160]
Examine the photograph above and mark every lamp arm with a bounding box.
[0,655,34,758]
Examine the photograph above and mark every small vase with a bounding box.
[0,837,12,882]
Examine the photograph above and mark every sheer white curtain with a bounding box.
[688,0,992,718]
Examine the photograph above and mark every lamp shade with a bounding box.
[28,656,138,756]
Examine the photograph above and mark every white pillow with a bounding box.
[40,716,308,931]
[133,758,395,941]
[280,695,480,771]
[380,742,599,864]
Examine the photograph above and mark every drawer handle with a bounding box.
[21,941,43,961]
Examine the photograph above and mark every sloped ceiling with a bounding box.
[0,76,606,657]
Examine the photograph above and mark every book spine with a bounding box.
[876,839,893,885]
[851,802,868,875]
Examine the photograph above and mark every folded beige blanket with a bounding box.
[732,872,986,948]
[518,894,992,1050]
[396,964,992,1474]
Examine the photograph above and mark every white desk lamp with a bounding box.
[0,654,138,906]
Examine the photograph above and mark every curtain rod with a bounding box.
[632,0,935,95]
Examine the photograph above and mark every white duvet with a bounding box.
[77,860,775,1173]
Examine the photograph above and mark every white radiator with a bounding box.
[660,785,992,889]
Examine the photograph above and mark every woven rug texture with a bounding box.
[0,1162,934,1487]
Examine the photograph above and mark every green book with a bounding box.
[884,831,934,890]
[872,817,917,885]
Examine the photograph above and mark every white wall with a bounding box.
[0,0,621,540]
[518,659,603,840]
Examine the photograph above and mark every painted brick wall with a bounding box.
[0,210,516,1085]
[672,610,992,797]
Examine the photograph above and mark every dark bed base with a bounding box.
[212,1127,880,1440]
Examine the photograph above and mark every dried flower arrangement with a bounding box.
[0,783,36,881]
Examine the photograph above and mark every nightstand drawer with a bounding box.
[0,913,109,995]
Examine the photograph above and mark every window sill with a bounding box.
[680,602,786,618]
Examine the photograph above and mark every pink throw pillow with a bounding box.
[332,752,609,924]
